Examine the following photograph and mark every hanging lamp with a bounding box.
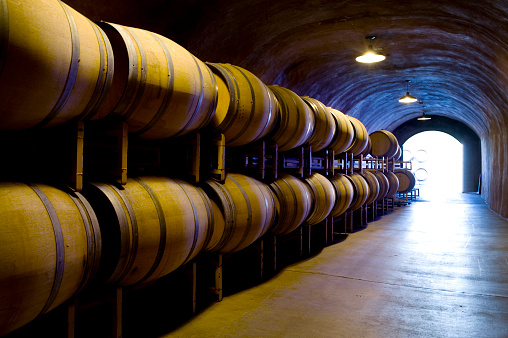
[417,111,431,121]
[417,102,431,120]
[356,36,386,63]
[399,80,418,103]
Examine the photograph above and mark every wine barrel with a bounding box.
[328,107,355,154]
[369,130,399,158]
[361,170,380,205]
[384,171,400,198]
[301,97,336,152]
[345,116,369,156]
[206,197,226,252]
[395,169,417,193]
[0,183,101,336]
[402,149,413,161]
[346,173,370,211]
[359,135,372,157]
[268,85,315,152]
[269,173,313,236]
[370,170,390,201]
[93,22,217,139]
[203,173,276,253]
[81,177,211,286]
[0,0,113,129]
[393,144,402,160]
[415,168,429,181]
[329,173,355,217]
[415,149,428,163]
[206,63,277,146]
[304,173,336,225]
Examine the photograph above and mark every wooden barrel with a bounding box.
[203,173,276,253]
[301,97,336,152]
[395,169,417,193]
[415,168,429,181]
[328,107,355,154]
[384,171,400,198]
[267,85,315,152]
[415,149,428,163]
[393,144,402,160]
[370,170,390,201]
[269,173,312,236]
[304,173,336,225]
[205,197,226,252]
[206,63,277,146]
[0,183,101,336]
[359,135,372,157]
[346,173,370,211]
[93,22,217,139]
[345,116,369,156]
[329,173,355,217]
[361,170,380,205]
[81,177,211,286]
[402,149,413,161]
[0,0,114,129]
[369,130,399,158]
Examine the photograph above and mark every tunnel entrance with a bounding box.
[393,115,481,194]
[402,131,463,199]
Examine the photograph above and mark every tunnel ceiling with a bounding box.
[67,0,508,137]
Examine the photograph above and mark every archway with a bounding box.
[393,116,481,193]
[403,131,463,198]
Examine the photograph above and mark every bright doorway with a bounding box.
[402,131,463,199]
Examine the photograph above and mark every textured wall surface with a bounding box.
[64,0,508,218]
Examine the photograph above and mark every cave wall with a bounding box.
[482,121,508,218]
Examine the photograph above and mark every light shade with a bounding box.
[417,112,431,120]
[356,46,386,63]
[399,92,418,103]
[399,80,418,103]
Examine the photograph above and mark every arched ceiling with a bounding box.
[67,0,508,137]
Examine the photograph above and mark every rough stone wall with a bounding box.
[483,122,508,218]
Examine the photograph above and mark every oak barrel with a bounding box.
[369,130,399,158]
[328,107,355,154]
[370,170,390,201]
[329,173,355,217]
[384,171,400,198]
[304,173,336,225]
[269,173,313,236]
[0,183,101,336]
[361,170,380,205]
[345,116,369,156]
[359,135,372,157]
[81,177,211,286]
[268,85,315,152]
[206,63,277,146]
[395,169,417,193]
[301,97,336,152]
[203,173,276,253]
[0,0,113,129]
[393,144,402,160]
[93,22,217,139]
[346,173,370,211]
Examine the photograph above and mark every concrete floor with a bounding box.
[161,193,508,337]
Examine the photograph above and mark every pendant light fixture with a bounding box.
[399,80,418,103]
[417,111,431,121]
[356,36,386,63]
[417,102,431,120]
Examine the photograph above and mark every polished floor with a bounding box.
[161,192,508,337]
